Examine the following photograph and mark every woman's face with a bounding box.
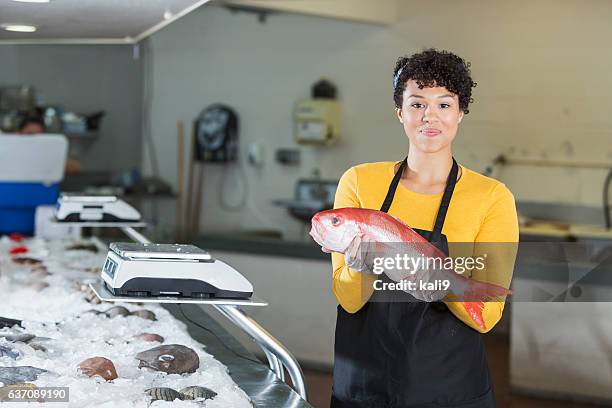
[395,80,464,154]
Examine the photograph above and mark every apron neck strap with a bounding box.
[379,158,406,213]
[430,158,459,242]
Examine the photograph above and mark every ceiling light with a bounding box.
[11,0,51,3]
[2,24,37,33]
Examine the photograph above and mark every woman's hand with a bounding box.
[343,235,374,273]
[319,234,377,274]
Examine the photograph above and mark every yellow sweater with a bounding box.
[331,161,519,333]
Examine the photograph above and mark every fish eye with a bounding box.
[331,216,339,225]
[158,354,175,362]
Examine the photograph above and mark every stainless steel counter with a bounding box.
[165,304,313,408]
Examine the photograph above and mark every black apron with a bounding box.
[331,158,495,408]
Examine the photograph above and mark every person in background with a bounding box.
[16,113,81,172]
[17,114,45,134]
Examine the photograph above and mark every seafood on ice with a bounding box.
[136,344,200,374]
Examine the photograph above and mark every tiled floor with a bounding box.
[302,334,601,408]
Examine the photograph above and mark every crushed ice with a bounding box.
[0,237,254,407]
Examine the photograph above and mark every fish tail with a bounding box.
[460,280,511,331]
[462,301,486,331]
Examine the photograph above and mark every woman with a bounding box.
[328,49,518,407]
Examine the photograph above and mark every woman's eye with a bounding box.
[410,103,424,109]
[440,103,450,108]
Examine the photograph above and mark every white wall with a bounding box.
[144,1,612,239]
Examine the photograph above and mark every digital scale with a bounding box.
[55,194,141,223]
[101,242,253,299]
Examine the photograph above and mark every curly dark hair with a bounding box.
[392,48,476,114]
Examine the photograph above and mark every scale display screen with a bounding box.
[103,257,118,279]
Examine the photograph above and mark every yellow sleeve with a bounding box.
[444,183,519,333]
[331,167,376,313]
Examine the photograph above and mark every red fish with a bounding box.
[9,246,28,256]
[310,207,511,331]
[8,233,25,242]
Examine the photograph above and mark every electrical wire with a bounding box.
[177,304,262,366]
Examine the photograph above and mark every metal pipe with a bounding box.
[272,350,286,382]
[262,346,285,381]
[120,226,152,244]
[120,226,307,399]
[219,307,285,382]
[215,304,307,400]
[262,347,277,371]
[277,356,286,382]
[500,156,612,170]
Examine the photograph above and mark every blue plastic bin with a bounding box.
[0,182,59,235]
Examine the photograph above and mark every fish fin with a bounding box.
[354,224,366,239]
